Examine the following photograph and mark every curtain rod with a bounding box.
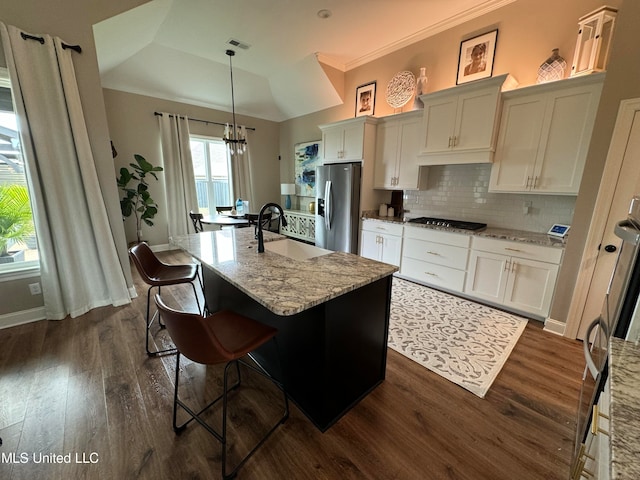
[20,32,82,53]
[154,111,256,131]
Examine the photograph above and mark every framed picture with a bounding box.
[355,81,376,117]
[457,29,498,85]
[294,140,322,197]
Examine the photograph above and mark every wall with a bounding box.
[279,0,627,329]
[103,89,281,246]
[0,0,147,320]
[551,0,640,325]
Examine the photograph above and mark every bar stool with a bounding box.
[129,242,202,356]
[154,294,289,479]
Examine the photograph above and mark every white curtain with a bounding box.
[158,113,198,238]
[0,23,131,319]
[229,126,254,207]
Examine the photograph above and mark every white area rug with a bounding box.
[388,278,528,398]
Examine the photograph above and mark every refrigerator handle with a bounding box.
[325,180,332,231]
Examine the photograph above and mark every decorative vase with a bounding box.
[413,67,428,109]
[537,49,567,84]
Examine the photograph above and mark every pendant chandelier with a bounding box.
[223,49,247,155]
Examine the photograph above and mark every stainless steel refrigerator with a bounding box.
[315,162,361,253]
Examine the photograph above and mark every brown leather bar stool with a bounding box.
[129,242,202,356]
[154,294,289,480]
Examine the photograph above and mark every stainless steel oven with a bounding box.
[571,195,640,475]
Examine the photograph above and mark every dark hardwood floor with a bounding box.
[0,250,585,479]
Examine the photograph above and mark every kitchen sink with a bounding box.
[264,239,332,261]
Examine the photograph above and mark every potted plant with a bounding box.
[0,184,35,264]
[117,154,163,244]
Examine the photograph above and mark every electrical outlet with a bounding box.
[28,282,41,295]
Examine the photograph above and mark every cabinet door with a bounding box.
[360,230,381,261]
[374,121,399,188]
[322,126,344,162]
[465,250,509,304]
[454,87,501,151]
[422,96,457,153]
[396,118,422,189]
[503,258,559,317]
[533,85,601,194]
[489,95,547,192]
[380,234,402,267]
[341,122,365,160]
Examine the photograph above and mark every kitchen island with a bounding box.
[170,228,398,431]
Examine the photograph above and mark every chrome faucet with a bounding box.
[257,203,287,253]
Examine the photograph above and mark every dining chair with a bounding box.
[129,242,202,356]
[216,206,234,214]
[246,212,273,235]
[154,294,289,480]
[189,211,204,233]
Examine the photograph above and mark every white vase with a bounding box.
[413,67,428,109]
[537,49,567,84]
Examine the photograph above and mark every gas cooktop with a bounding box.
[407,217,487,231]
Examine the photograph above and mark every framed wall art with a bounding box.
[294,140,322,197]
[355,81,376,117]
[457,29,498,85]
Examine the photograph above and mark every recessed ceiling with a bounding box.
[94,0,514,122]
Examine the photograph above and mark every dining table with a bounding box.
[200,213,250,228]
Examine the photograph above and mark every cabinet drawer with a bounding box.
[403,238,468,270]
[400,258,466,292]
[362,220,404,236]
[403,225,471,248]
[471,236,563,264]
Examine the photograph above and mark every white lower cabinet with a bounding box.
[360,220,403,266]
[400,226,470,292]
[464,236,562,318]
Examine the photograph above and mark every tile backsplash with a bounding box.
[402,164,576,233]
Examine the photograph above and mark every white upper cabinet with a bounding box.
[418,74,507,165]
[374,111,427,190]
[319,116,378,163]
[489,73,604,194]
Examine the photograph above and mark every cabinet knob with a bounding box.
[604,244,617,253]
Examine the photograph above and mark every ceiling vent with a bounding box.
[227,38,250,50]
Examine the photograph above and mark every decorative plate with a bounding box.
[386,71,416,108]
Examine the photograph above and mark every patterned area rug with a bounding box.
[388,277,528,398]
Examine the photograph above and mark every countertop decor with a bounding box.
[609,337,640,479]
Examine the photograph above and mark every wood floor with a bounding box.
[0,250,585,480]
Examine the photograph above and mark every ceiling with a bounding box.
[94,0,514,122]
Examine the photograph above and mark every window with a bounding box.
[190,136,233,214]
[0,70,39,275]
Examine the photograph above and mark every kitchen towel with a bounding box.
[388,277,528,398]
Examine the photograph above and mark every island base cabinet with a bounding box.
[202,266,392,432]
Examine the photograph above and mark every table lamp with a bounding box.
[281,183,296,209]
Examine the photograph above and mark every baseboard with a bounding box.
[543,317,566,336]
[0,306,46,330]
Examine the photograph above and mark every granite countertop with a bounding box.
[170,228,397,316]
[609,337,640,479]
[362,214,567,248]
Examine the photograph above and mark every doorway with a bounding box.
[567,98,640,339]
